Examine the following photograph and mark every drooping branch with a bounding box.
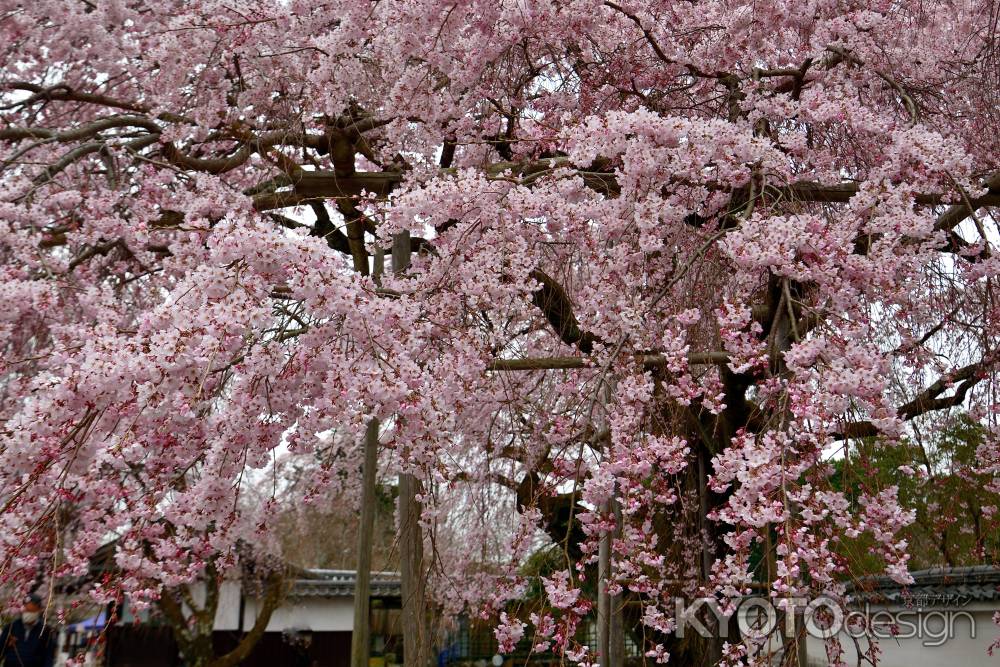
[934,172,1000,234]
[825,45,919,125]
[5,114,997,220]
[159,129,326,175]
[0,115,161,142]
[529,269,599,353]
[837,357,992,439]
[603,1,732,81]
[308,202,351,254]
[1,82,192,123]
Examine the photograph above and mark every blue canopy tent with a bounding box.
[67,610,107,634]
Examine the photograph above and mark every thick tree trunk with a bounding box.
[185,636,216,667]
[351,418,380,667]
[159,570,286,667]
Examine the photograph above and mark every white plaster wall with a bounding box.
[212,586,354,633]
[257,597,354,632]
[212,580,241,630]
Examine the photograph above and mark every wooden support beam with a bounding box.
[487,351,729,372]
[249,166,1000,215]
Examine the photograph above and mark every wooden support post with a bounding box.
[698,450,723,664]
[608,498,625,667]
[392,230,430,667]
[350,419,380,667]
[352,245,384,667]
[399,473,430,667]
[391,230,410,276]
[597,500,611,667]
[373,246,385,282]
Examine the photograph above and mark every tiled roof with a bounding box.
[290,569,401,598]
[850,566,1000,606]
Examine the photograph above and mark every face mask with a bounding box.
[21,611,40,624]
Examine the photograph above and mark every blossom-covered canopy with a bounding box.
[2,0,999,663]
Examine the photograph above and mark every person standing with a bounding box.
[1,594,56,667]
